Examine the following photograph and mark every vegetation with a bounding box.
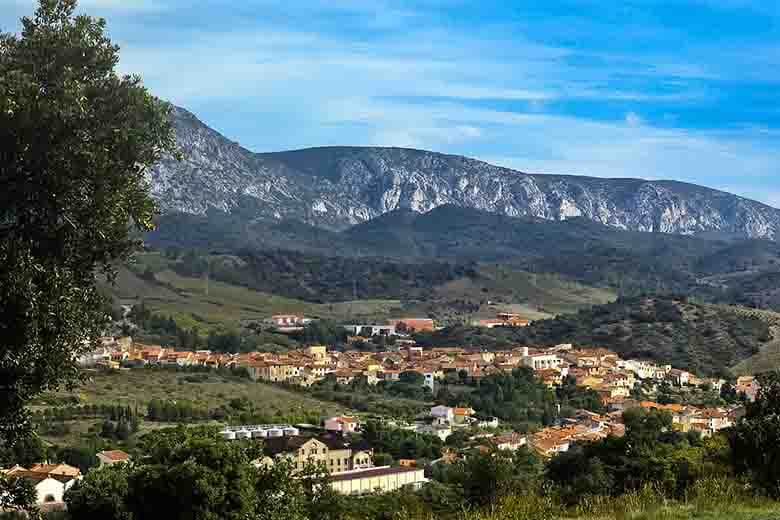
[37,369,350,424]
[730,372,780,497]
[0,0,174,511]
[418,296,775,377]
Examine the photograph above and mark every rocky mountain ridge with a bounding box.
[147,106,780,239]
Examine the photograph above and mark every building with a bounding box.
[521,353,564,371]
[324,416,360,434]
[268,315,311,327]
[96,450,130,467]
[388,318,435,333]
[343,324,397,337]
[453,407,475,424]
[329,466,427,495]
[263,434,374,474]
[430,405,454,423]
[2,464,81,505]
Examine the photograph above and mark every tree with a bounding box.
[0,432,45,467]
[450,448,541,507]
[0,0,175,489]
[127,428,262,520]
[64,463,133,520]
[730,371,780,497]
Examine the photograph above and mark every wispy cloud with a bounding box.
[1,0,778,207]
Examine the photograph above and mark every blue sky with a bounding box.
[3,0,780,207]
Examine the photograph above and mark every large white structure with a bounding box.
[521,353,564,371]
[329,466,427,495]
[219,424,300,440]
[343,324,397,337]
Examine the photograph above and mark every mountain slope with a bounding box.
[416,296,775,377]
[147,106,780,239]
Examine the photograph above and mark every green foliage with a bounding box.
[446,448,543,507]
[730,371,780,497]
[419,296,774,376]
[362,422,443,461]
[173,248,476,303]
[0,433,45,468]
[462,367,558,427]
[546,408,731,504]
[0,0,175,484]
[0,474,37,517]
[64,463,133,520]
[127,428,262,520]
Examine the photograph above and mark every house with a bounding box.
[389,318,435,333]
[2,464,81,505]
[329,466,427,495]
[417,424,452,441]
[96,450,130,467]
[430,405,454,423]
[263,434,373,475]
[736,376,760,402]
[306,345,328,360]
[247,361,300,383]
[521,353,564,371]
[268,315,310,327]
[325,416,360,434]
[491,433,527,451]
[453,407,475,424]
[163,351,193,367]
[343,324,397,337]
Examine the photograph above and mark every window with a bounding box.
[44,494,57,503]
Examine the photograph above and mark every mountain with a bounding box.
[147,106,780,239]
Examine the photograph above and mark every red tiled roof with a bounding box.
[99,450,130,461]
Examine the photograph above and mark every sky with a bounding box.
[2,1,780,207]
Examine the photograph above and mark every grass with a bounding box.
[36,369,352,421]
[467,480,780,520]
[106,253,409,330]
[434,264,616,320]
[107,253,616,332]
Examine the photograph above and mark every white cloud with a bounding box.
[625,112,643,127]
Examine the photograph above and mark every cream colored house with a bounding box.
[263,434,374,474]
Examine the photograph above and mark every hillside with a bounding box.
[147,205,780,317]
[418,296,775,377]
[148,106,780,238]
[106,251,613,332]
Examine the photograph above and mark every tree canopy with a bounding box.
[0,0,174,460]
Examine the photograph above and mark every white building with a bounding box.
[329,466,427,495]
[430,405,454,423]
[324,416,360,434]
[521,353,564,371]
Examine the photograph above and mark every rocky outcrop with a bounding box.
[147,106,780,239]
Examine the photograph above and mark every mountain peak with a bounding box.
[147,106,780,240]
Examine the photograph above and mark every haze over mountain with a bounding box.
[147,106,780,240]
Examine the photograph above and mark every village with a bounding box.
[6,313,761,506]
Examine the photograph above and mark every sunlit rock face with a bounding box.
[148,106,780,239]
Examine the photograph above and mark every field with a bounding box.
[435,265,616,318]
[35,369,351,422]
[105,252,615,332]
[105,253,410,330]
[729,306,780,375]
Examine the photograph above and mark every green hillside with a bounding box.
[150,205,780,314]
[417,296,776,377]
[106,251,615,333]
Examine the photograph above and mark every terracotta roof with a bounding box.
[98,450,130,461]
